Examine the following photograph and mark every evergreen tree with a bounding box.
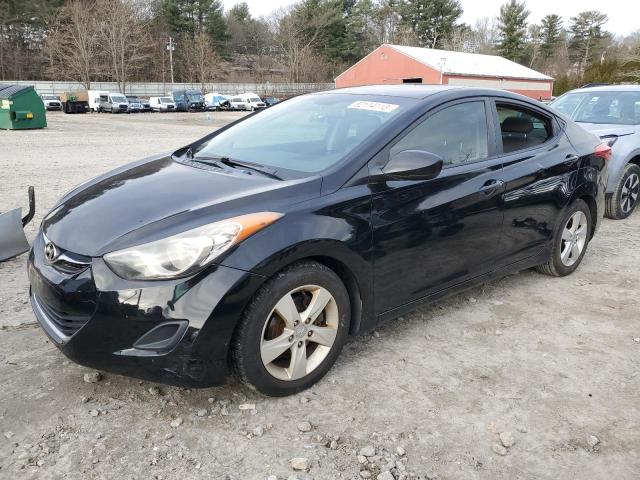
[400,0,463,49]
[540,14,562,60]
[344,0,379,62]
[496,0,529,62]
[229,2,251,23]
[568,11,608,74]
[161,0,228,52]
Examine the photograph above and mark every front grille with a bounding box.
[53,255,90,274]
[34,294,91,337]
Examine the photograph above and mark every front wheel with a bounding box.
[606,164,640,220]
[537,199,591,277]
[230,261,350,396]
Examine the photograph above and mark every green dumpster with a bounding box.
[0,84,47,130]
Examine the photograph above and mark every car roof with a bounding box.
[319,84,463,99]
[315,84,546,104]
[571,84,640,93]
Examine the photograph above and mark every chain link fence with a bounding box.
[6,81,335,97]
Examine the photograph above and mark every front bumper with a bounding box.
[28,232,265,387]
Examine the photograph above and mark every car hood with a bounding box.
[576,123,637,137]
[43,155,321,257]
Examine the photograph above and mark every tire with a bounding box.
[537,199,591,277]
[605,164,640,220]
[230,261,351,396]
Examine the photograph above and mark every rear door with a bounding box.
[489,98,580,267]
[371,98,506,313]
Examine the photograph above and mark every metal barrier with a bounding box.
[5,80,335,96]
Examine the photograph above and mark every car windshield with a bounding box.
[187,92,204,102]
[551,90,640,125]
[43,95,58,100]
[127,97,139,102]
[194,94,411,173]
[112,95,127,103]
[160,97,173,103]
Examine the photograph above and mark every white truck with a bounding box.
[40,94,62,111]
[86,90,109,112]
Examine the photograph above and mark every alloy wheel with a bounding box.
[260,285,339,381]
[560,211,588,267]
[621,173,640,214]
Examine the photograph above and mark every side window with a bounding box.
[390,101,489,166]
[497,103,553,154]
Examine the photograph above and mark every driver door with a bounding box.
[370,98,505,314]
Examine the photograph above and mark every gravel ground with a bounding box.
[1,112,639,480]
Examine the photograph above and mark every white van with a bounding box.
[149,96,176,112]
[87,90,109,112]
[229,92,266,111]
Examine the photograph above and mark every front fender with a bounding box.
[219,186,375,331]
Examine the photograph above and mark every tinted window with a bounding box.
[497,104,552,154]
[390,101,489,166]
[195,94,411,173]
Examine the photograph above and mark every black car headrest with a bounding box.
[502,116,533,134]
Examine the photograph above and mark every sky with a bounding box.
[222,0,640,37]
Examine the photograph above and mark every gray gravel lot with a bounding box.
[1,111,639,480]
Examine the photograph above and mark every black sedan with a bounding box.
[28,86,609,396]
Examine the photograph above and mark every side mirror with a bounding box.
[383,150,444,181]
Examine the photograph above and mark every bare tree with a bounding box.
[45,1,99,88]
[271,7,335,83]
[94,0,152,93]
[184,28,225,90]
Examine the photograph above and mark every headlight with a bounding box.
[103,212,282,280]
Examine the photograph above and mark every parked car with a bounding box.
[28,86,608,396]
[264,97,280,107]
[126,96,144,113]
[229,92,266,111]
[204,93,231,111]
[550,85,640,219]
[98,93,129,113]
[40,94,62,111]
[172,89,206,111]
[149,96,176,112]
[139,98,152,112]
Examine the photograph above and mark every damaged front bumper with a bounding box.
[0,186,35,261]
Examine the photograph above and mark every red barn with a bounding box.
[335,44,554,101]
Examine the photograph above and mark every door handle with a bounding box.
[479,179,505,196]
[564,154,579,165]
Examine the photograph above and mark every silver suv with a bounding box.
[550,85,640,219]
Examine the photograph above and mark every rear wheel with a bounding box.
[606,164,640,220]
[537,199,591,277]
[231,261,350,396]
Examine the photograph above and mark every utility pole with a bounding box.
[167,37,176,91]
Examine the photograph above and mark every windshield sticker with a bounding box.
[348,101,399,113]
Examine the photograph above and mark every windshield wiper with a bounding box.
[193,156,282,180]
